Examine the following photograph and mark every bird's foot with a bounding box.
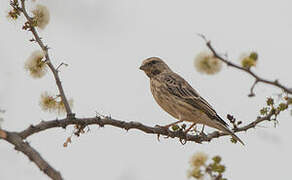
[198,125,206,137]
[179,127,192,145]
[155,124,171,141]
[199,131,207,138]
[182,123,196,137]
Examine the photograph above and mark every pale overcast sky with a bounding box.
[1,0,292,179]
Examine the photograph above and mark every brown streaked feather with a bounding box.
[140,57,244,144]
[160,73,228,127]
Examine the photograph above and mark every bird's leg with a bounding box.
[201,125,205,133]
[200,125,206,136]
[164,114,185,128]
[184,123,196,134]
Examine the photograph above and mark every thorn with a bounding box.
[56,62,69,71]
[98,119,104,127]
[248,93,255,97]
[197,33,207,42]
[156,134,161,142]
[61,124,66,129]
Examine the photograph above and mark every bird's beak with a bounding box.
[139,64,146,71]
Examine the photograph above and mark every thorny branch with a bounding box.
[0,129,63,180]
[0,107,278,179]
[199,34,292,95]
[1,109,276,145]
[2,1,73,179]
[20,0,74,117]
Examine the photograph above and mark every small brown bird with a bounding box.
[139,57,244,145]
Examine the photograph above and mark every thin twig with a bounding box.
[20,0,73,117]
[56,62,68,71]
[199,35,292,94]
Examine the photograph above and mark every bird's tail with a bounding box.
[214,122,245,145]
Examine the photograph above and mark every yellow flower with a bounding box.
[190,152,208,168]
[194,51,222,75]
[187,167,204,179]
[239,52,258,69]
[39,92,73,115]
[24,50,47,78]
[31,4,50,29]
[39,92,57,112]
[7,9,20,20]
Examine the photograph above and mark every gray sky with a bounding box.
[1,0,292,179]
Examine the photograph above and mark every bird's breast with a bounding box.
[150,79,179,119]
[150,79,208,123]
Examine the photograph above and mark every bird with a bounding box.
[139,57,244,145]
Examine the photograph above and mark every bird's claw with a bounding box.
[155,124,188,145]
[155,124,171,142]
[199,131,207,138]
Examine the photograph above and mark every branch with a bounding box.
[18,116,207,143]
[0,109,276,179]
[0,129,63,180]
[204,110,275,141]
[20,0,73,117]
[0,105,276,180]
[14,110,275,144]
[199,34,292,94]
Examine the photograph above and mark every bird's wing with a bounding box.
[161,73,228,126]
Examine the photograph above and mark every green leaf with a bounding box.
[249,52,258,61]
[171,124,179,131]
[212,156,222,164]
[266,98,274,106]
[260,107,269,115]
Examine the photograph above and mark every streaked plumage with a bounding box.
[140,57,244,145]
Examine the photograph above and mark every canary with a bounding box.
[140,57,244,145]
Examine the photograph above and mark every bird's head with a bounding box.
[139,57,171,78]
